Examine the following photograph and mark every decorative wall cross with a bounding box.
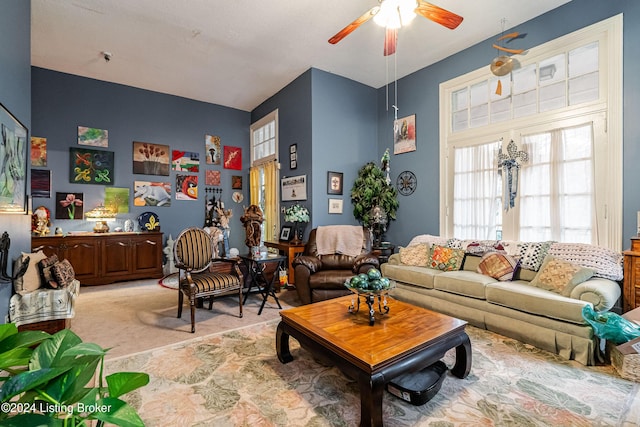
[497,140,528,211]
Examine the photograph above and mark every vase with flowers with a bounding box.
[284,203,310,245]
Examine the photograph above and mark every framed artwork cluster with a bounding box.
[289,144,297,169]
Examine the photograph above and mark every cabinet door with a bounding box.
[102,237,131,278]
[32,238,65,259]
[64,238,100,283]
[132,234,163,275]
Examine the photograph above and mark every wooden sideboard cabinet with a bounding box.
[623,237,640,312]
[32,232,163,285]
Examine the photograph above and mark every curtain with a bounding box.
[263,160,278,242]
[249,166,260,205]
[453,141,501,240]
[519,123,595,244]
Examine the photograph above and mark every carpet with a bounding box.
[159,273,179,290]
[105,321,640,427]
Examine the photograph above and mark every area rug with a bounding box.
[105,321,640,426]
[158,273,179,290]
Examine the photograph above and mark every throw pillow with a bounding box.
[477,252,519,281]
[399,244,430,266]
[530,255,595,296]
[38,254,60,288]
[428,245,465,271]
[517,241,553,271]
[51,259,76,288]
[17,250,47,294]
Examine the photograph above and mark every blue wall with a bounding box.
[31,68,251,249]
[0,0,31,321]
[378,0,640,249]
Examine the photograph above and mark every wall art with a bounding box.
[172,150,200,172]
[132,141,170,176]
[281,174,307,201]
[55,192,84,220]
[175,174,198,200]
[290,143,297,169]
[105,187,130,213]
[327,171,343,195]
[78,126,108,147]
[205,170,221,186]
[0,102,28,213]
[223,146,242,170]
[393,114,416,155]
[30,136,47,167]
[328,198,343,214]
[31,169,51,198]
[134,181,172,207]
[205,134,221,165]
[69,147,114,185]
[232,175,242,189]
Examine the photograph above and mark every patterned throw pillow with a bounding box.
[39,254,60,288]
[399,244,430,266]
[14,250,47,294]
[517,241,553,271]
[477,252,519,281]
[530,255,595,296]
[428,245,465,271]
[51,259,76,288]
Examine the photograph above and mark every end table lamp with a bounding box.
[86,205,116,233]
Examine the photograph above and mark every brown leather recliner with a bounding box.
[292,227,379,305]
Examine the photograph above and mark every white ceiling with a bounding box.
[31,0,571,112]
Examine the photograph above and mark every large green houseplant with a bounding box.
[0,323,148,426]
[350,154,399,244]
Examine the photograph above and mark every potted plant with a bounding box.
[0,323,148,426]
[350,151,399,245]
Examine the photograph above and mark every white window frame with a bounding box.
[439,15,623,250]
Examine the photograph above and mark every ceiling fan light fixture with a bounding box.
[373,0,417,29]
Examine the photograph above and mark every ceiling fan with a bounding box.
[328,0,463,56]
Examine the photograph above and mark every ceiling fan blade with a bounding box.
[328,6,380,44]
[415,0,463,30]
[384,27,397,56]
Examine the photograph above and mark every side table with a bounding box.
[263,240,306,285]
[372,243,395,264]
[239,254,286,315]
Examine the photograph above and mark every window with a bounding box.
[440,16,622,250]
[250,110,279,243]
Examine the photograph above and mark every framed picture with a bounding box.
[172,150,199,172]
[393,114,417,154]
[279,225,293,242]
[132,142,170,176]
[289,144,297,170]
[105,187,130,213]
[223,146,242,170]
[281,174,307,201]
[205,134,221,165]
[78,126,108,147]
[31,169,51,198]
[55,192,84,219]
[327,171,343,195]
[134,181,172,207]
[69,147,115,185]
[30,136,47,166]
[232,175,242,189]
[328,198,343,214]
[0,102,28,213]
[205,170,221,186]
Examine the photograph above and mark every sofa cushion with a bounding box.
[51,259,76,288]
[14,250,47,294]
[530,255,594,296]
[428,245,465,271]
[399,243,430,266]
[517,241,553,271]
[39,255,60,288]
[486,281,588,324]
[381,262,441,290]
[477,252,519,281]
[434,270,495,299]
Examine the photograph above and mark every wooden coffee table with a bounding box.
[276,295,471,427]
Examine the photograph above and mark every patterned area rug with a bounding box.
[158,273,179,290]
[106,321,640,426]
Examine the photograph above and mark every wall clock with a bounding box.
[396,171,417,196]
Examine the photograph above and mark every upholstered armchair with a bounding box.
[292,226,379,304]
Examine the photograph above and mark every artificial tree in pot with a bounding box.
[350,151,399,246]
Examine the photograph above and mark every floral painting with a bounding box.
[223,146,242,170]
[31,169,51,198]
[205,170,221,186]
[172,150,199,172]
[134,181,172,207]
[105,187,130,213]
[55,192,84,219]
[69,148,114,185]
[78,126,108,147]
[30,136,47,167]
[132,142,170,176]
[175,174,198,200]
[205,134,221,165]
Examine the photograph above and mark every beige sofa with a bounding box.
[381,236,623,365]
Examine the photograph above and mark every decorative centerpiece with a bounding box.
[284,203,310,245]
[344,267,395,326]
